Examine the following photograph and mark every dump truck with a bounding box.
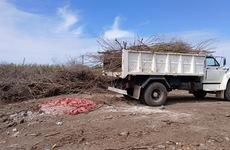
[103,49,230,106]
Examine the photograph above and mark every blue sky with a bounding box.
[1,0,230,65]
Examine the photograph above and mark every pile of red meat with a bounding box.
[37,98,97,115]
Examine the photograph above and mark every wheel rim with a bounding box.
[152,89,161,101]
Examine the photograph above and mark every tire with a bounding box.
[193,90,207,98]
[139,89,147,104]
[143,82,167,106]
[224,83,230,101]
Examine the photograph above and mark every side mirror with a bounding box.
[223,58,226,66]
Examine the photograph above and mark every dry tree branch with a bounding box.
[192,39,215,53]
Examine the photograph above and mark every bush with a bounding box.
[0,63,110,103]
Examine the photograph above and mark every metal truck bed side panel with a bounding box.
[121,50,206,78]
[103,49,206,78]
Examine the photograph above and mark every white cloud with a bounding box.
[0,1,96,64]
[112,16,120,30]
[103,16,134,39]
[58,6,78,29]
[0,0,43,28]
[56,5,82,36]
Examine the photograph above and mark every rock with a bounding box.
[13,131,20,137]
[105,116,113,120]
[9,114,17,119]
[12,128,17,132]
[130,112,137,116]
[226,114,230,117]
[20,111,27,117]
[166,141,171,144]
[26,111,33,117]
[158,145,166,149]
[160,105,165,109]
[166,141,175,145]
[118,131,129,137]
[198,143,208,150]
[101,134,108,139]
[56,121,63,125]
[168,145,176,150]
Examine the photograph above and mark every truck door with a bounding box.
[204,56,226,83]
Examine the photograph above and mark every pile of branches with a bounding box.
[0,63,110,103]
[129,41,211,54]
[101,50,122,72]
[97,35,214,71]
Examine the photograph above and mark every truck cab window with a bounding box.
[206,57,220,66]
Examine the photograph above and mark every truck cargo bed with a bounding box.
[104,49,206,78]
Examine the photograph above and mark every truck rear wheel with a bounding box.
[139,89,147,104]
[143,82,167,106]
[224,83,230,101]
[193,90,207,98]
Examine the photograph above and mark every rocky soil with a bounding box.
[0,90,230,150]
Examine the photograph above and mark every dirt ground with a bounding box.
[0,90,230,150]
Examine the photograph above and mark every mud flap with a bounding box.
[216,91,224,98]
[132,85,141,99]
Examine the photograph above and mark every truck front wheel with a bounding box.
[143,82,167,106]
[224,83,230,101]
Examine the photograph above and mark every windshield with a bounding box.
[206,56,220,66]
